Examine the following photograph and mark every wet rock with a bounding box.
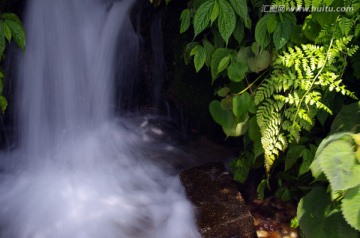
[180,162,257,238]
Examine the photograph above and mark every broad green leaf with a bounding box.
[220,97,232,110]
[217,0,236,44]
[311,132,353,180]
[223,118,249,137]
[227,61,248,82]
[211,48,231,82]
[0,21,11,42]
[1,13,22,25]
[298,186,359,238]
[210,0,219,24]
[0,95,7,112]
[255,14,273,49]
[285,145,305,171]
[266,14,277,33]
[217,54,231,74]
[190,45,206,72]
[180,9,191,33]
[4,15,25,50]
[193,0,214,38]
[216,87,230,97]
[342,185,360,231]
[229,0,250,28]
[302,15,321,41]
[233,20,244,45]
[202,38,214,67]
[273,17,292,50]
[0,25,5,57]
[232,92,251,121]
[209,100,234,128]
[318,140,360,191]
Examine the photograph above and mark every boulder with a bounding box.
[180,162,257,238]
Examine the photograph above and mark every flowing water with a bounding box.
[0,0,200,237]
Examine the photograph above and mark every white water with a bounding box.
[0,0,200,237]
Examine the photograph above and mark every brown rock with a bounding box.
[180,163,257,238]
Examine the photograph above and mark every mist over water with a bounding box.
[0,0,200,237]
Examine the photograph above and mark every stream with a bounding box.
[0,0,200,237]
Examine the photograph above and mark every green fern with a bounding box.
[255,37,358,174]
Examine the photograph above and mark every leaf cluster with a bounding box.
[297,131,360,237]
[0,13,26,112]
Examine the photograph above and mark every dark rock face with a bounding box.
[180,163,257,238]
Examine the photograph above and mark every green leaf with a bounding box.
[285,145,305,171]
[318,140,360,191]
[299,148,314,176]
[217,0,236,44]
[233,92,252,121]
[216,87,230,97]
[0,95,7,112]
[0,21,11,42]
[209,100,234,128]
[273,17,292,50]
[302,15,321,42]
[298,186,359,238]
[227,61,248,82]
[223,119,249,137]
[193,0,214,38]
[203,38,215,67]
[183,42,198,64]
[229,0,250,29]
[0,25,5,57]
[3,14,25,50]
[255,14,273,49]
[233,159,250,183]
[210,0,219,24]
[276,187,292,201]
[217,54,231,74]
[330,102,360,134]
[211,48,231,82]
[312,12,339,27]
[233,20,245,45]
[257,179,267,200]
[342,185,360,231]
[266,14,277,33]
[249,116,261,141]
[251,42,259,56]
[191,45,206,72]
[180,9,191,33]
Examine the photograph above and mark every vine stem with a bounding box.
[291,37,334,129]
[236,69,270,96]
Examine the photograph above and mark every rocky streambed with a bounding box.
[180,163,299,238]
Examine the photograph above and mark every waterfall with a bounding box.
[0,0,200,237]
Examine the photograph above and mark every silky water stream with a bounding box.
[0,0,200,237]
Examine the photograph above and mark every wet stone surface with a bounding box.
[180,162,257,238]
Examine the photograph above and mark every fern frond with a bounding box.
[254,36,357,174]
